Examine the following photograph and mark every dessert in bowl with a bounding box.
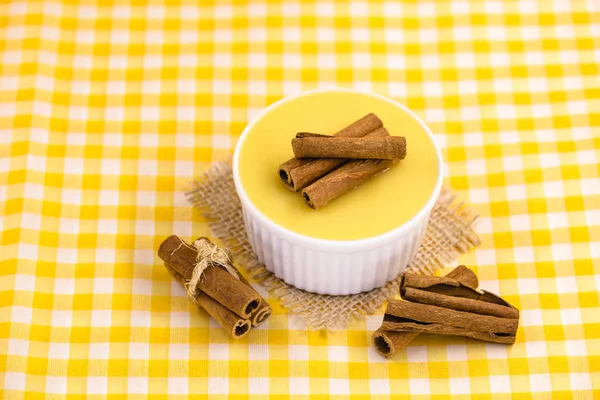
[232,89,443,295]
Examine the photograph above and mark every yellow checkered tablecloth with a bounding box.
[1,0,599,397]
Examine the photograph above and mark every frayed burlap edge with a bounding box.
[186,159,480,331]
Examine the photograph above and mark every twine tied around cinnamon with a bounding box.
[170,237,239,303]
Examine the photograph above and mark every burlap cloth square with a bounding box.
[187,160,480,331]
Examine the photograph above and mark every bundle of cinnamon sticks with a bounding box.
[158,235,272,338]
[278,113,407,209]
[372,266,520,358]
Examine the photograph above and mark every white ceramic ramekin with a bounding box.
[232,88,443,295]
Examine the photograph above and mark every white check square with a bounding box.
[570,373,592,390]
[329,378,350,395]
[450,377,471,395]
[316,3,334,16]
[289,378,309,395]
[289,345,309,361]
[18,243,38,261]
[11,306,32,324]
[514,247,535,263]
[52,310,72,327]
[556,276,577,293]
[518,278,539,294]
[49,342,70,359]
[95,248,115,264]
[490,375,511,393]
[46,376,68,394]
[87,377,108,395]
[249,344,269,360]
[510,215,530,231]
[93,278,113,294]
[503,155,523,171]
[526,341,547,358]
[128,377,148,394]
[8,339,29,356]
[131,311,151,327]
[552,243,573,262]
[89,343,110,359]
[370,379,390,394]
[208,378,228,395]
[91,310,112,327]
[486,343,507,359]
[446,345,468,361]
[561,308,582,325]
[565,340,587,356]
[4,373,26,391]
[530,374,551,393]
[54,278,75,295]
[410,378,430,395]
[168,378,188,395]
[170,312,190,328]
[209,343,229,360]
[406,346,428,362]
[169,344,189,360]
[15,274,36,291]
[249,378,269,395]
[475,249,496,266]
[328,346,348,362]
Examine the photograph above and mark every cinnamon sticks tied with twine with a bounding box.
[372,266,520,358]
[278,113,407,209]
[158,235,272,338]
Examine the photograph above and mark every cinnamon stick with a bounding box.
[292,136,407,160]
[381,314,516,344]
[158,236,261,319]
[236,270,272,327]
[372,329,420,359]
[301,158,394,209]
[289,127,389,195]
[382,300,518,343]
[371,265,479,358]
[278,113,383,191]
[299,124,401,209]
[444,265,479,288]
[295,132,330,138]
[402,288,519,319]
[251,302,272,326]
[165,263,251,338]
[401,272,511,307]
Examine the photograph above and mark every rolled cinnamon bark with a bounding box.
[295,132,330,138]
[289,127,390,195]
[158,235,261,319]
[292,136,407,160]
[278,157,311,186]
[278,113,383,191]
[383,300,518,341]
[402,288,519,319]
[381,315,516,344]
[371,265,479,358]
[197,292,252,338]
[164,263,251,338]
[372,328,419,358]
[250,300,271,326]
[401,272,511,307]
[444,265,479,288]
[302,158,395,209]
[236,270,272,327]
